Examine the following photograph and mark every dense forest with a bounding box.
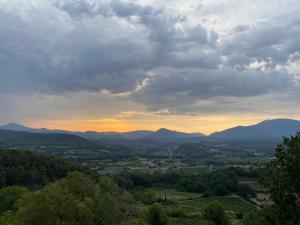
[0,150,91,188]
[0,133,300,225]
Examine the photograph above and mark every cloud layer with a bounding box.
[0,0,299,123]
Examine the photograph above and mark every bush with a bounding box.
[147,205,169,225]
[132,189,158,204]
[213,185,228,196]
[0,186,28,214]
[202,202,230,225]
[203,191,212,198]
[0,211,19,225]
[166,208,186,218]
[235,211,244,220]
[238,184,256,200]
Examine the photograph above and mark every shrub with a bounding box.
[147,205,169,225]
[202,202,230,225]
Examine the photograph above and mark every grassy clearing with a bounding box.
[137,188,256,225]
[146,188,256,214]
[178,196,256,214]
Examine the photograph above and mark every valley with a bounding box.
[0,119,299,225]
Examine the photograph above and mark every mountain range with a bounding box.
[0,123,206,142]
[1,118,300,142]
[211,118,300,139]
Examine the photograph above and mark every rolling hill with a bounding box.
[140,128,205,142]
[0,129,93,148]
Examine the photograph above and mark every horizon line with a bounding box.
[1,117,298,136]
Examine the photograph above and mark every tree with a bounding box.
[242,211,267,225]
[202,202,230,225]
[259,132,300,225]
[15,172,131,225]
[16,173,95,225]
[238,184,256,200]
[93,176,132,225]
[0,211,19,225]
[0,186,28,214]
[147,205,169,225]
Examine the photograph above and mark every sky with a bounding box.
[0,0,299,134]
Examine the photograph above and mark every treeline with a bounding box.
[116,167,257,198]
[0,149,92,188]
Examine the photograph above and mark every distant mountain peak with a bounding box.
[156,128,174,133]
[141,128,205,141]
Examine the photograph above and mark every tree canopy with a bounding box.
[15,172,133,225]
[258,132,300,225]
[0,149,91,188]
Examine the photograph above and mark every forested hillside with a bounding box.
[0,130,93,148]
[0,150,90,188]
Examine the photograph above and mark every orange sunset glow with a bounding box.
[25,114,300,135]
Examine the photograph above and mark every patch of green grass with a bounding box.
[145,188,256,214]
[178,196,256,214]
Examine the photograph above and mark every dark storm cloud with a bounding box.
[0,3,152,94]
[0,0,299,114]
[0,0,220,95]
